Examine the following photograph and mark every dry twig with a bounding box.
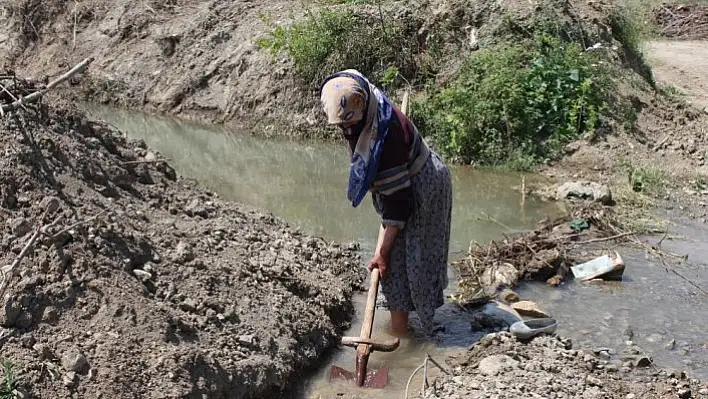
[0,213,64,298]
[1,57,94,114]
[49,209,107,241]
[572,231,636,245]
[121,158,170,166]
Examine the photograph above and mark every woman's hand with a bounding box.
[368,251,389,279]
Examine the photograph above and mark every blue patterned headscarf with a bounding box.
[319,69,394,208]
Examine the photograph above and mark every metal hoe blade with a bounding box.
[328,268,396,389]
[329,365,389,389]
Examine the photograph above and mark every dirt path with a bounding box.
[646,40,708,110]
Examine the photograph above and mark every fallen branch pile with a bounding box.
[450,203,634,305]
[654,3,708,40]
[1,57,93,116]
[451,198,708,305]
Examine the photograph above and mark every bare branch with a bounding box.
[49,209,107,241]
[0,214,64,298]
[1,57,94,114]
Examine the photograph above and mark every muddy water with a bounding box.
[81,103,563,255]
[82,104,708,395]
[518,220,708,380]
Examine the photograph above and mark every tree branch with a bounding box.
[0,215,64,298]
[1,57,95,114]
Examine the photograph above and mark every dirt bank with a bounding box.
[0,0,306,132]
[0,0,627,136]
[0,79,365,397]
[535,35,708,228]
[416,331,707,399]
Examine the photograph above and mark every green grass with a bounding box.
[0,360,15,399]
[607,3,657,88]
[613,184,669,234]
[659,84,685,99]
[690,173,708,191]
[617,158,667,195]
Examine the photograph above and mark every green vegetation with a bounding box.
[323,0,375,3]
[411,31,609,170]
[256,8,425,88]
[691,173,708,191]
[256,0,666,172]
[617,158,666,194]
[0,360,15,399]
[607,5,656,88]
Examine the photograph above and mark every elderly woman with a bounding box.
[319,69,453,336]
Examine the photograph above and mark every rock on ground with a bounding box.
[417,332,707,399]
[557,181,613,205]
[0,99,365,398]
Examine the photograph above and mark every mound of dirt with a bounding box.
[416,331,707,399]
[0,79,365,397]
[654,3,708,40]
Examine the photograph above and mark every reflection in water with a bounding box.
[81,103,708,394]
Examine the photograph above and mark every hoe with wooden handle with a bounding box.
[329,89,409,388]
[329,268,400,388]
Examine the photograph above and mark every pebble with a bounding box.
[238,335,256,346]
[62,347,88,372]
[678,388,692,398]
[63,371,78,388]
[33,343,53,360]
[477,354,519,376]
[10,218,30,237]
[12,387,29,399]
[586,375,603,387]
[174,241,195,263]
[133,269,152,281]
[180,298,198,313]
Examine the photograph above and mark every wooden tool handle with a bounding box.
[341,336,400,352]
[358,268,380,341]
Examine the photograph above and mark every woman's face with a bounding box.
[338,120,358,131]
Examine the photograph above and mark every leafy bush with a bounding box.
[256,8,422,88]
[411,33,609,170]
